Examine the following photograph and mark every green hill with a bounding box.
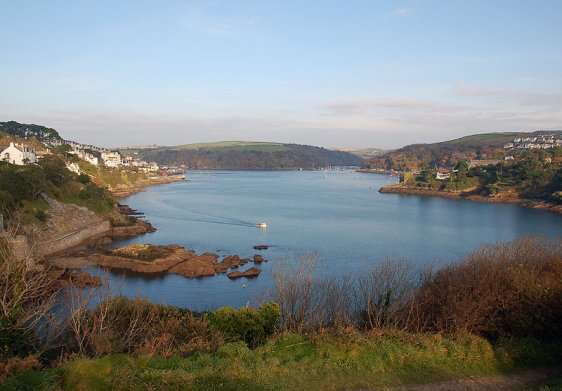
[166,141,290,152]
[128,142,363,169]
[363,130,562,171]
[0,121,61,140]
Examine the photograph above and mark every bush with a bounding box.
[0,354,41,382]
[77,173,91,184]
[34,210,47,222]
[77,183,115,210]
[414,237,562,339]
[62,295,223,358]
[205,302,280,348]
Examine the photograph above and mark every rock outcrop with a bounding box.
[169,253,219,278]
[227,267,262,279]
[253,254,264,263]
[88,244,258,280]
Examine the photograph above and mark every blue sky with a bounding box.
[1,0,562,148]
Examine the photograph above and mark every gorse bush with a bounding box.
[205,302,280,348]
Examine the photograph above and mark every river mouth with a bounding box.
[86,170,562,311]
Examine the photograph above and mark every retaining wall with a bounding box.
[36,221,111,256]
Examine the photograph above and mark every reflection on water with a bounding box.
[87,170,562,311]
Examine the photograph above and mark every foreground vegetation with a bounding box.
[1,237,561,389]
[4,333,559,390]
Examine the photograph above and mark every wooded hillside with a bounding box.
[362,131,562,171]
[132,142,363,169]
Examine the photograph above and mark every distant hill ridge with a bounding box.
[128,141,363,170]
[362,130,562,171]
[0,121,61,140]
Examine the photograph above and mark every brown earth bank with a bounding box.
[85,243,263,279]
[110,175,185,199]
[379,184,562,215]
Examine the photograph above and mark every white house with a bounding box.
[101,151,122,168]
[0,142,37,165]
[435,171,450,180]
[76,150,99,165]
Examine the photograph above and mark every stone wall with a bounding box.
[36,221,111,256]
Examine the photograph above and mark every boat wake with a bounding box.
[147,209,257,228]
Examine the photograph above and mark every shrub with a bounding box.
[34,210,47,222]
[413,237,562,339]
[205,302,280,348]
[62,295,223,358]
[77,173,91,184]
[0,354,41,381]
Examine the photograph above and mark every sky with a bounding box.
[1,0,562,149]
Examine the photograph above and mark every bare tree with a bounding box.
[0,216,61,355]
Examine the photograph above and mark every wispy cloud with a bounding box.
[391,8,413,16]
[454,83,562,106]
[322,92,562,142]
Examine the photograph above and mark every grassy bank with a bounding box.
[3,332,560,390]
[2,237,561,390]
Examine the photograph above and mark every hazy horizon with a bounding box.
[2,1,561,149]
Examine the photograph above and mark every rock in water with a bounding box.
[227,267,262,279]
[253,254,264,263]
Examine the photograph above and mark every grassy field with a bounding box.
[121,141,290,154]
[167,141,289,153]
[438,132,520,145]
[3,332,560,391]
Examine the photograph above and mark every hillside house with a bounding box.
[70,147,100,165]
[0,142,37,165]
[101,151,122,168]
[435,170,451,180]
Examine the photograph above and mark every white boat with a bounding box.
[256,222,268,229]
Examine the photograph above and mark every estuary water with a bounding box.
[87,170,562,310]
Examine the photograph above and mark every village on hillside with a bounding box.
[0,135,184,176]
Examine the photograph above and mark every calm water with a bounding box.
[86,170,562,310]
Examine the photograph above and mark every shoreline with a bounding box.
[110,174,186,198]
[356,168,401,175]
[379,184,562,215]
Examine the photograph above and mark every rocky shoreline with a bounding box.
[110,174,186,199]
[379,184,562,215]
[86,244,264,279]
[48,201,266,281]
